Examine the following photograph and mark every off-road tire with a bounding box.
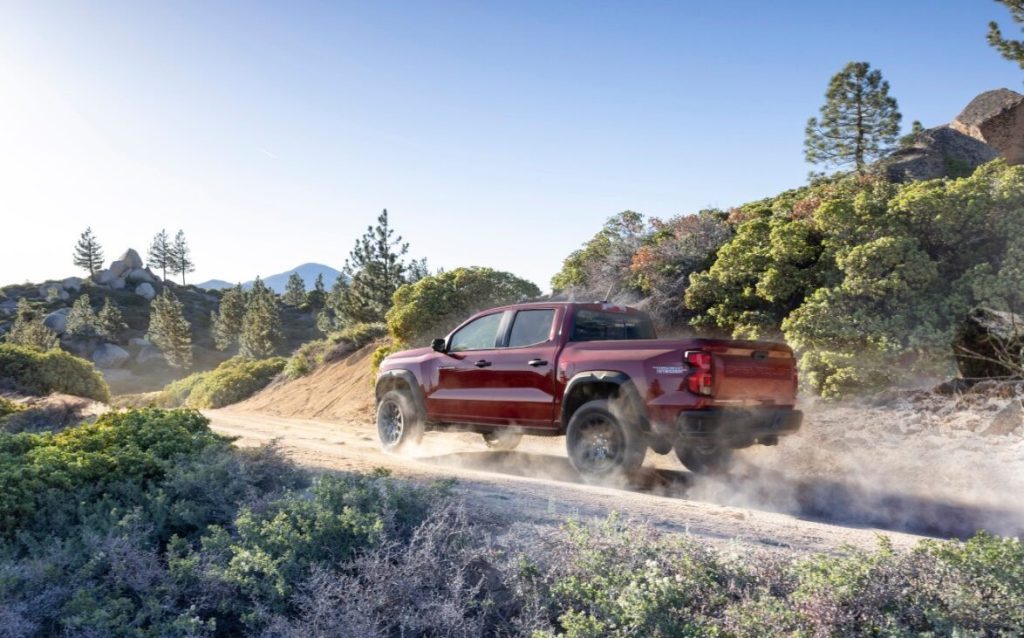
[565,399,645,479]
[675,444,734,475]
[483,431,523,451]
[376,389,424,452]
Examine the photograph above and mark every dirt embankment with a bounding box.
[233,343,376,422]
[219,350,1024,553]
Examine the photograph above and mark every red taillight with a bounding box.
[685,350,713,396]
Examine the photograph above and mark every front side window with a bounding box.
[449,313,503,352]
[570,309,655,341]
[508,309,555,348]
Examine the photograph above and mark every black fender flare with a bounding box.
[561,370,650,433]
[375,369,427,415]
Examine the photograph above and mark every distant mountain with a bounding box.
[196,279,234,291]
[197,263,343,294]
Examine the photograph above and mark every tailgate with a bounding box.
[710,345,797,404]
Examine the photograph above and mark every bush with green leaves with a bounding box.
[0,343,110,401]
[159,356,286,409]
[284,322,387,379]
[387,267,541,346]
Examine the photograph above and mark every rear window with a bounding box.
[570,309,655,341]
[508,309,555,347]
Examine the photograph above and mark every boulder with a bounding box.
[129,337,150,347]
[952,89,1024,165]
[43,308,70,335]
[135,346,165,366]
[135,282,156,300]
[62,277,83,292]
[37,283,69,301]
[109,260,130,278]
[92,343,130,368]
[126,268,156,284]
[117,248,144,271]
[0,300,19,316]
[883,126,998,182]
[93,269,116,285]
[980,399,1023,436]
[109,277,126,291]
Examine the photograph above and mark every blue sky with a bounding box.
[1,0,1021,289]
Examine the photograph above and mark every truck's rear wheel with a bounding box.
[376,389,424,452]
[675,443,734,475]
[483,431,522,451]
[565,399,645,479]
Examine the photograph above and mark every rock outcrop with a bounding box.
[952,89,1024,165]
[38,283,69,301]
[89,248,160,292]
[92,343,130,368]
[43,308,70,335]
[135,282,156,300]
[883,126,998,182]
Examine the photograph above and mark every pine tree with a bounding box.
[65,294,99,337]
[239,277,282,358]
[5,298,58,350]
[168,230,196,285]
[73,227,104,276]
[805,62,902,173]
[899,120,924,148]
[282,272,307,306]
[147,289,193,368]
[306,273,327,310]
[317,274,351,333]
[989,1,1024,69]
[340,209,411,324]
[148,229,171,281]
[212,284,247,351]
[97,298,128,341]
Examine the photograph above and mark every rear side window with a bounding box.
[508,309,555,347]
[571,309,655,341]
[449,313,503,351]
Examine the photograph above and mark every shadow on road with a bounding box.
[419,450,1024,540]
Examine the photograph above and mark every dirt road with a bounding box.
[206,408,1023,555]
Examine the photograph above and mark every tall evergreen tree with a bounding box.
[212,284,247,351]
[989,1,1024,69]
[5,299,58,351]
[97,298,127,342]
[73,227,104,276]
[282,272,307,306]
[168,230,196,285]
[317,274,351,333]
[147,289,193,368]
[340,209,410,324]
[65,294,99,337]
[148,229,171,281]
[239,278,282,358]
[306,273,327,310]
[805,62,902,173]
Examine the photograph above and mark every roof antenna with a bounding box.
[602,282,615,304]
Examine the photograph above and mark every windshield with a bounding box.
[570,309,656,341]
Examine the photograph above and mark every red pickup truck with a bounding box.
[375,301,802,478]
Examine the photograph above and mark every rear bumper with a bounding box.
[656,407,803,448]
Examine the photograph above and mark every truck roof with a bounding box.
[486,300,645,314]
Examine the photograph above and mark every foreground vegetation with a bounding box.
[0,343,110,402]
[0,409,1020,637]
[158,356,287,409]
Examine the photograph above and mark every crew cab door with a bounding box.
[427,308,560,427]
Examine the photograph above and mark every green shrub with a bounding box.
[285,322,387,379]
[386,267,540,345]
[0,343,110,402]
[159,356,286,409]
[0,396,23,420]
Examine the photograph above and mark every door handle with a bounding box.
[474,359,492,368]
[527,359,548,367]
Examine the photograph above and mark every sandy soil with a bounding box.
[208,348,1024,555]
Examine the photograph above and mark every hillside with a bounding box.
[233,342,376,422]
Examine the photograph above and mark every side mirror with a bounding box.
[431,338,447,353]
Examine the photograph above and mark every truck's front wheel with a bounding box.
[376,389,424,453]
[565,399,645,479]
